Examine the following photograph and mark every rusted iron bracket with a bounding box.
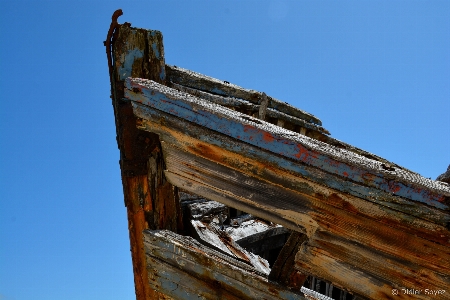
[104,9,123,83]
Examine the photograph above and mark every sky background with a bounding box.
[0,1,449,299]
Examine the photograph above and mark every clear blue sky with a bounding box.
[0,1,448,299]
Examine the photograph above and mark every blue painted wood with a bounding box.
[131,101,450,230]
[124,78,450,211]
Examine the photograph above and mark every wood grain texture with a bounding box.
[131,99,450,232]
[110,24,178,300]
[190,220,271,275]
[170,82,330,135]
[166,65,322,126]
[144,230,306,300]
[269,231,309,289]
[126,97,450,297]
[125,78,450,212]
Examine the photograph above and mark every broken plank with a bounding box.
[190,220,271,275]
[187,200,228,220]
[171,82,330,135]
[166,65,322,126]
[143,230,306,300]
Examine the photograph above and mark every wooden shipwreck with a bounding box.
[105,10,450,300]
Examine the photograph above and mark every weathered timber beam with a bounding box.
[144,230,306,300]
[166,64,323,126]
[166,169,450,298]
[159,145,450,275]
[186,199,227,220]
[125,78,450,211]
[269,231,309,290]
[110,23,180,300]
[294,230,450,299]
[171,82,330,135]
[131,101,450,239]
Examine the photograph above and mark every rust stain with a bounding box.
[262,131,275,142]
[321,193,359,215]
[217,230,251,264]
[188,143,224,164]
[294,145,309,161]
[388,181,402,194]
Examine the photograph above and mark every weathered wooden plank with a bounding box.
[131,100,450,237]
[166,65,322,126]
[125,78,450,212]
[190,220,271,275]
[144,230,306,300]
[173,79,404,172]
[109,23,177,300]
[171,82,331,135]
[295,244,450,299]
[159,145,450,277]
[295,230,450,299]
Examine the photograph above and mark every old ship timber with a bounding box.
[105,10,450,300]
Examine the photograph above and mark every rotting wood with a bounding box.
[170,82,330,135]
[269,231,309,289]
[108,20,180,300]
[128,85,450,229]
[108,15,450,299]
[226,219,288,247]
[187,199,228,220]
[190,220,271,275]
[127,101,450,296]
[144,230,306,300]
[166,64,322,126]
[125,78,450,211]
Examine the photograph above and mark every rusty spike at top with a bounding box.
[105,9,123,81]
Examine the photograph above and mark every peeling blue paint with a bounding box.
[119,48,144,80]
[124,78,449,211]
[132,102,450,225]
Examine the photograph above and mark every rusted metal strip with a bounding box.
[125,78,450,211]
[144,230,306,300]
[166,64,323,126]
